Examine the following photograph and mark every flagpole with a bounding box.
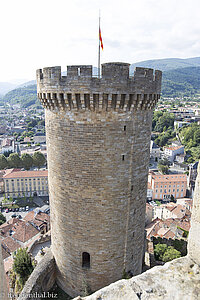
[98,10,100,78]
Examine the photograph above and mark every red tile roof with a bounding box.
[12,221,40,243]
[24,211,50,229]
[151,173,187,183]
[165,146,183,151]
[1,237,20,254]
[3,170,48,179]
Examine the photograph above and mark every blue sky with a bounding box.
[0,0,200,82]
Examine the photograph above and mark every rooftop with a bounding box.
[151,173,187,182]
[3,170,48,179]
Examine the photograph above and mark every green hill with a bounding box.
[130,57,200,72]
[162,66,200,97]
[1,57,200,106]
[1,84,38,108]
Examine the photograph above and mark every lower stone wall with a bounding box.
[18,249,56,300]
[0,242,9,300]
[73,256,200,300]
[28,231,51,253]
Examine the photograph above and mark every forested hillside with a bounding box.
[162,67,200,97]
[1,84,38,108]
[1,57,200,107]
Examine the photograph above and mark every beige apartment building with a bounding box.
[148,172,187,200]
[3,169,48,198]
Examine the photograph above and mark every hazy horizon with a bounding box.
[0,0,200,82]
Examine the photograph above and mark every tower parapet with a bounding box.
[37,63,162,112]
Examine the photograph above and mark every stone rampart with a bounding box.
[73,256,200,300]
[0,242,9,300]
[28,231,51,253]
[18,249,56,300]
[188,162,200,264]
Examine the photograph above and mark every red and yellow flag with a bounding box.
[99,27,103,50]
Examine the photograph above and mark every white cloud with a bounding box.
[0,0,200,81]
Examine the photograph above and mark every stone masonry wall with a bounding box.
[37,62,162,297]
[0,242,9,300]
[18,249,56,300]
[188,162,200,264]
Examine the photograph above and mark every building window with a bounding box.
[122,155,125,161]
[160,189,162,192]
[82,252,90,269]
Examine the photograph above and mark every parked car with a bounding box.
[5,208,9,213]
[15,208,19,212]
[11,213,17,218]
[26,206,29,211]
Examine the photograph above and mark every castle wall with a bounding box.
[188,163,200,264]
[0,242,9,300]
[37,62,162,297]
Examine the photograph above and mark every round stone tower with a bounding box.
[36,62,162,297]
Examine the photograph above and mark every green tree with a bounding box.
[154,243,167,261]
[13,248,34,286]
[158,158,170,166]
[32,152,46,169]
[0,212,6,225]
[162,246,181,262]
[154,112,174,133]
[194,129,200,144]
[8,153,22,168]
[21,153,33,170]
[158,164,169,174]
[0,154,8,169]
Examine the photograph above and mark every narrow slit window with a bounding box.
[82,252,90,269]
[122,155,125,161]
[78,67,81,76]
[124,125,126,131]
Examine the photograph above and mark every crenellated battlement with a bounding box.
[36,62,162,112]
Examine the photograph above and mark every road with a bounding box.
[2,209,33,221]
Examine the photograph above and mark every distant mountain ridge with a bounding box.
[0,82,18,96]
[1,57,200,105]
[130,57,200,73]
